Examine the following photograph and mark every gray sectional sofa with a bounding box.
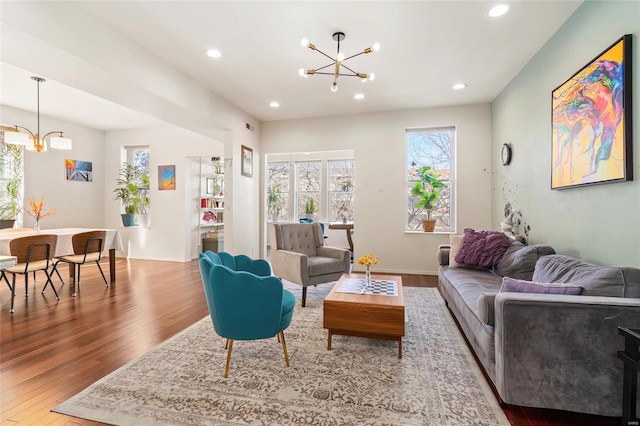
[437,240,640,417]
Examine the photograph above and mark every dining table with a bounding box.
[0,227,124,283]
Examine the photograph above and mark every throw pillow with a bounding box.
[448,234,464,268]
[500,276,583,295]
[455,228,511,269]
[495,242,556,281]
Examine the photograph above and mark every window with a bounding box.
[328,160,355,222]
[295,161,320,218]
[265,151,354,222]
[266,162,290,220]
[124,146,150,216]
[406,127,455,232]
[0,141,24,226]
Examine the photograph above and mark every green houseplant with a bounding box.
[267,184,283,222]
[113,162,149,226]
[411,166,444,232]
[0,143,24,229]
[304,197,318,219]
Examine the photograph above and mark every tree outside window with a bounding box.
[406,127,455,232]
[296,161,320,219]
[266,162,289,220]
[328,160,355,222]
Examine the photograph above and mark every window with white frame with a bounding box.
[0,141,24,226]
[328,160,355,222]
[265,151,354,222]
[406,127,455,232]
[124,146,150,214]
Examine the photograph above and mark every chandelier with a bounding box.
[298,32,380,92]
[0,76,72,153]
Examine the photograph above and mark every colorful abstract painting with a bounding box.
[158,165,176,190]
[65,159,93,182]
[551,35,633,189]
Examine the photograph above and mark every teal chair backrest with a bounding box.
[198,251,284,341]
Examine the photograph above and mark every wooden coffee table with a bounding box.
[323,273,405,358]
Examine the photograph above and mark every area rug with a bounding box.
[53,285,509,425]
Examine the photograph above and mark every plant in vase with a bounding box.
[410,166,444,232]
[26,196,56,232]
[357,252,379,291]
[266,184,283,222]
[113,163,149,226]
[304,197,318,220]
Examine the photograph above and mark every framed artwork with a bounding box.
[158,165,176,190]
[206,178,214,194]
[65,159,93,182]
[551,34,633,189]
[241,145,253,178]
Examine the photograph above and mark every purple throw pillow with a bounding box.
[454,228,511,268]
[500,276,583,295]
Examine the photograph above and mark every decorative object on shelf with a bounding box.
[552,34,633,190]
[357,252,379,290]
[26,195,56,232]
[304,197,318,219]
[158,165,176,190]
[0,141,23,229]
[202,211,217,222]
[65,159,93,182]
[241,145,253,178]
[206,178,214,194]
[512,210,522,235]
[299,32,380,93]
[213,157,222,174]
[500,143,512,166]
[410,166,444,232]
[0,76,72,153]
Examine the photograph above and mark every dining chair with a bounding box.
[0,234,59,313]
[51,230,108,297]
[199,251,295,378]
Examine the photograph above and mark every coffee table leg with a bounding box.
[327,330,332,351]
[398,338,402,359]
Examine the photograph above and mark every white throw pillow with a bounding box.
[449,234,464,268]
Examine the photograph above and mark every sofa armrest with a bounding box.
[269,249,309,284]
[438,244,451,266]
[477,293,497,326]
[494,292,640,416]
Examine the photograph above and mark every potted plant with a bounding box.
[411,166,444,232]
[0,143,23,229]
[267,184,283,222]
[136,172,151,227]
[304,197,318,220]
[113,163,147,226]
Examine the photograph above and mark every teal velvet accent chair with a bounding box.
[198,251,295,377]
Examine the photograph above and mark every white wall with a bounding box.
[262,104,492,274]
[104,127,223,262]
[491,1,640,267]
[1,105,106,230]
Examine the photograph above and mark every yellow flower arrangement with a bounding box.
[26,196,56,221]
[358,252,379,267]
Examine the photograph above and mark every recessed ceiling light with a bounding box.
[354,93,365,100]
[452,83,467,90]
[206,49,221,58]
[488,4,510,18]
[270,101,280,108]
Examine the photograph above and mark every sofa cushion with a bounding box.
[495,242,556,281]
[455,228,510,269]
[500,276,583,295]
[533,255,625,297]
[448,234,465,268]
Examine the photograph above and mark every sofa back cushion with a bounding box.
[532,255,630,297]
[495,242,555,281]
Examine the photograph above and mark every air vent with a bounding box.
[245,122,254,132]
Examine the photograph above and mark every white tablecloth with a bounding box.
[0,228,123,256]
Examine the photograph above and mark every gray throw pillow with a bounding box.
[495,242,555,281]
[500,276,583,295]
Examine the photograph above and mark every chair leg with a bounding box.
[302,287,307,307]
[224,339,234,378]
[224,339,229,349]
[41,270,60,300]
[279,332,290,367]
[96,261,108,286]
[9,274,16,313]
[51,262,65,285]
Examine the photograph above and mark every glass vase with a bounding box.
[365,265,371,290]
[34,220,40,233]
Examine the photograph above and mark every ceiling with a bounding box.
[0,1,582,131]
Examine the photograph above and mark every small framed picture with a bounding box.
[206,178,214,194]
[241,145,253,178]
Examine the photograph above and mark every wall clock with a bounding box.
[501,143,512,165]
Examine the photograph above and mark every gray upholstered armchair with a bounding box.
[270,222,350,307]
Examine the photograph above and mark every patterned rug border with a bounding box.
[53,286,509,426]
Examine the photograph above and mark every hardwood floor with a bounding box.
[0,259,620,425]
